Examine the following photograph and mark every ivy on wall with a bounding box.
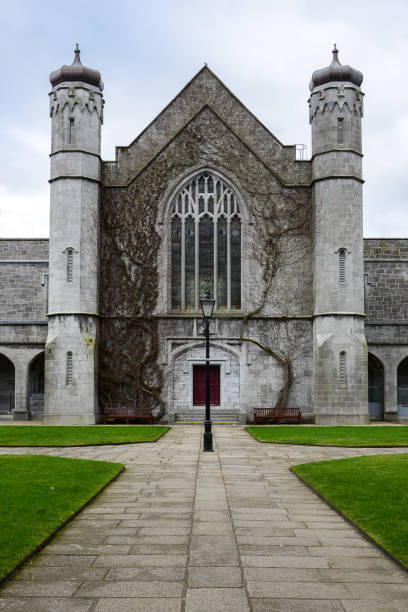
[99,108,312,417]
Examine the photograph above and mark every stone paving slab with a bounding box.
[93,598,182,611]
[0,598,94,612]
[1,425,408,611]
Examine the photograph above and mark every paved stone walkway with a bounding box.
[1,426,408,611]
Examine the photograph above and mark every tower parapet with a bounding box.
[310,46,368,424]
[44,46,103,425]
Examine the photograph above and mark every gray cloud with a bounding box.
[1,0,407,236]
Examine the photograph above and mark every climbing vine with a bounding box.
[98,107,312,418]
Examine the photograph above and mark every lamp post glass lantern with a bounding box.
[200,292,215,451]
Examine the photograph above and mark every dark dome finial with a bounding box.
[73,44,81,66]
[309,45,363,91]
[50,46,104,90]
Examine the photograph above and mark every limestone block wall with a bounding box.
[364,239,408,322]
[0,239,48,419]
[313,179,364,314]
[158,316,313,419]
[172,345,240,413]
[362,239,408,418]
[102,67,312,187]
[0,239,49,259]
[0,355,14,414]
[44,315,98,425]
[0,345,45,419]
[0,324,48,345]
[0,239,48,321]
[365,324,408,346]
[313,316,368,423]
[48,178,99,314]
[366,345,408,417]
[103,106,313,320]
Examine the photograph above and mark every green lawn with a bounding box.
[0,425,169,446]
[292,454,408,567]
[246,426,408,447]
[0,455,123,581]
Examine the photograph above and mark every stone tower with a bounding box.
[310,46,368,424]
[44,46,103,424]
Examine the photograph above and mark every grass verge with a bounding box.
[0,455,123,581]
[292,454,408,568]
[0,425,169,447]
[246,425,408,447]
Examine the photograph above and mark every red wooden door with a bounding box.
[193,365,220,406]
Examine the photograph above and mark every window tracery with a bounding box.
[171,172,241,311]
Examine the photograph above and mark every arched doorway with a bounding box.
[0,354,15,415]
[397,356,408,418]
[29,352,44,420]
[368,353,384,421]
[172,344,240,418]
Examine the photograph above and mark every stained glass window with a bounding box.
[231,217,241,309]
[171,218,181,309]
[185,218,195,309]
[170,171,241,310]
[217,218,227,309]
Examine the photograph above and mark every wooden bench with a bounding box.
[103,405,153,424]
[253,407,302,425]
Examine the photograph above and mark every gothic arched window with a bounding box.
[171,172,241,311]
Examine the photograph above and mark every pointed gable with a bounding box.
[102,67,311,187]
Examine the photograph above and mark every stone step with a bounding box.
[175,410,240,424]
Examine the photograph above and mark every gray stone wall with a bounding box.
[102,67,311,187]
[363,240,408,418]
[0,354,14,414]
[44,315,99,425]
[102,107,313,320]
[100,89,313,419]
[158,317,313,419]
[310,78,368,424]
[364,239,408,323]
[365,324,408,346]
[0,239,48,420]
[172,345,240,413]
[0,239,48,322]
[0,239,49,259]
[44,76,102,424]
[0,325,48,345]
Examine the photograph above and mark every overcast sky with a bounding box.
[1,0,407,237]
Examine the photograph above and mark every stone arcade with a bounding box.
[1,46,408,424]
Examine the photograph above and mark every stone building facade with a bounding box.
[0,46,407,424]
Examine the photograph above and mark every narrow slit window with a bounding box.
[337,118,344,144]
[339,249,346,283]
[66,352,73,385]
[67,248,73,283]
[69,118,75,144]
[339,351,346,386]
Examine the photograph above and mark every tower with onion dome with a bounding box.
[310,45,368,423]
[44,46,103,424]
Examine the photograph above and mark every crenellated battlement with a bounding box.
[49,84,103,121]
[309,84,363,123]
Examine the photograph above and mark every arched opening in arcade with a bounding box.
[0,354,15,415]
[368,353,384,421]
[29,352,45,420]
[397,356,408,419]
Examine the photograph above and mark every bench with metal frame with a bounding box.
[103,405,153,424]
[253,407,302,425]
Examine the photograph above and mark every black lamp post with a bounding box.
[200,291,215,452]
